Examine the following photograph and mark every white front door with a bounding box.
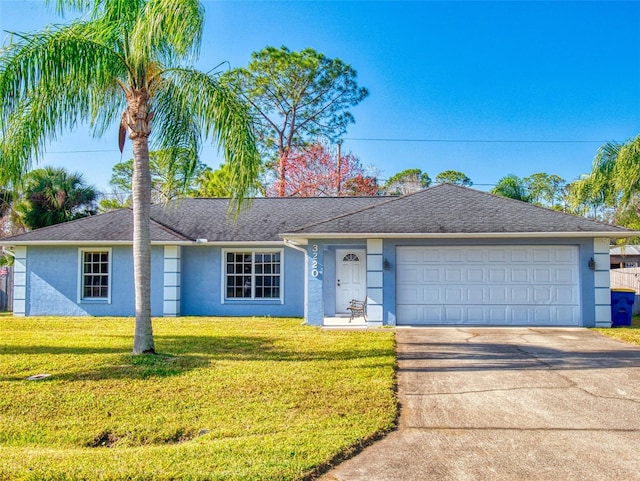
[336,249,367,314]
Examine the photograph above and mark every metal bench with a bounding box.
[347,298,367,322]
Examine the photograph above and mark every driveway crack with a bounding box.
[401,426,640,433]
[403,385,574,397]
[510,344,640,405]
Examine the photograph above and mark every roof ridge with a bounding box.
[289,193,410,232]
[149,205,195,241]
[180,195,388,201]
[288,184,463,233]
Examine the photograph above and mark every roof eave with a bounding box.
[0,240,137,246]
[0,240,287,247]
[280,231,637,244]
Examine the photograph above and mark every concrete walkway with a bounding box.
[320,328,640,481]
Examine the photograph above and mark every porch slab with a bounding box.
[323,316,367,329]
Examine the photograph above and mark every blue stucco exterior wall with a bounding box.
[323,248,336,316]
[19,237,601,327]
[25,245,164,316]
[180,246,305,317]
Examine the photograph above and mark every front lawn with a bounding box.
[595,316,640,347]
[0,317,396,481]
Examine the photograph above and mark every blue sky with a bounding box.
[1,0,639,192]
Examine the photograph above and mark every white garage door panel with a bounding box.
[396,246,581,326]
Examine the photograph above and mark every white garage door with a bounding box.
[396,246,581,326]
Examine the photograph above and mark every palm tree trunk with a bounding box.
[132,136,154,354]
[127,88,155,355]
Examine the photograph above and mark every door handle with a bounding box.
[337,279,341,286]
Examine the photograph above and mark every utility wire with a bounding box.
[343,137,610,144]
[43,137,614,154]
[46,149,118,154]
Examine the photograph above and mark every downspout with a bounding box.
[283,238,309,324]
[283,238,306,254]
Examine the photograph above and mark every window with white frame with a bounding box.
[79,249,111,301]
[225,250,281,300]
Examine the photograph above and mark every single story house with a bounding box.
[0,183,633,327]
[610,245,640,269]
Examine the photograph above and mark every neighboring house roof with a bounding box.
[610,245,640,256]
[283,184,635,240]
[0,184,634,246]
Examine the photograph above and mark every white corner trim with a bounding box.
[13,246,27,316]
[366,238,383,254]
[593,238,611,255]
[163,246,181,317]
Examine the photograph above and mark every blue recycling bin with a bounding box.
[611,288,636,327]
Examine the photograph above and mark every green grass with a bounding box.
[595,315,640,347]
[0,317,397,481]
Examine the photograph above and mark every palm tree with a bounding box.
[589,135,640,206]
[565,175,610,220]
[0,0,260,354]
[106,150,210,208]
[15,166,96,230]
[491,174,531,202]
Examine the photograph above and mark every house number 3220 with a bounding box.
[311,244,319,278]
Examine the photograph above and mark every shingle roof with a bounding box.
[0,184,633,245]
[0,196,386,243]
[147,196,388,242]
[285,184,634,237]
[0,208,190,243]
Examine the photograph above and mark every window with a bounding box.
[79,249,111,301]
[225,250,281,300]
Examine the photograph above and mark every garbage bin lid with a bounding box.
[611,288,637,293]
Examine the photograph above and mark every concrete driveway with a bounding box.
[320,328,640,481]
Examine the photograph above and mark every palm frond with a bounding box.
[46,0,145,27]
[150,80,201,200]
[0,22,126,184]
[128,0,203,79]
[614,134,640,204]
[591,135,640,206]
[154,69,261,211]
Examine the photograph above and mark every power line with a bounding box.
[344,137,610,144]
[41,138,613,155]
[44,145,218,155]
[46,149,120,154]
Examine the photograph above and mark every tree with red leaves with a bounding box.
[226,47,369,196]
[266,141,378,197]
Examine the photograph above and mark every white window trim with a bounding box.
[221,248,284,304]
[77,247,112,304]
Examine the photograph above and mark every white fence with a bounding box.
[610,267,640,315]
